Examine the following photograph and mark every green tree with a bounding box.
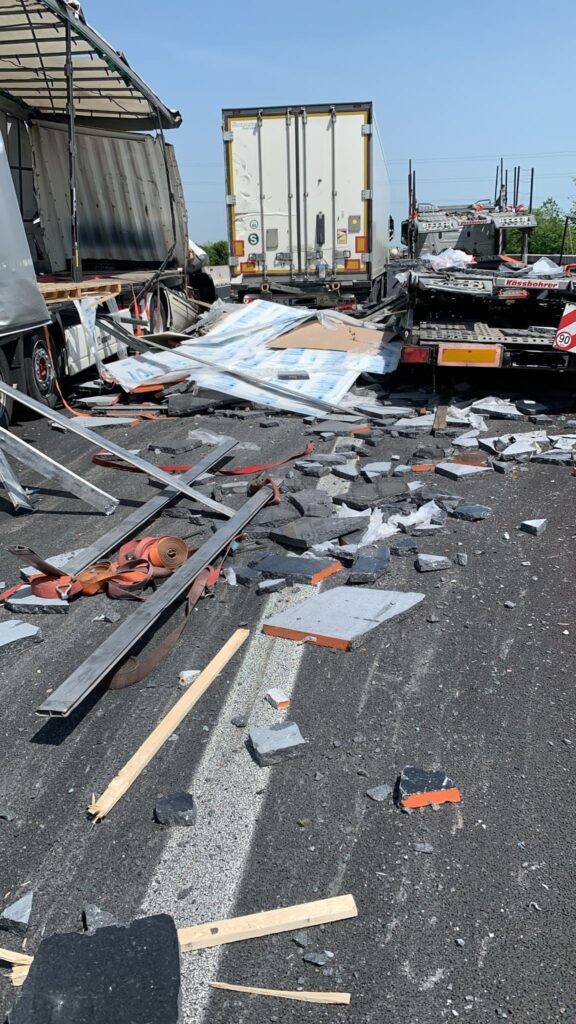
[506,197,567,255]
[201,240,229,266]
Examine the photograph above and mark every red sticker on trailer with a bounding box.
[554,304,576,350]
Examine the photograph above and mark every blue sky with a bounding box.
[84,0,576,244]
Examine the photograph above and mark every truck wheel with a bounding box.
[0,347,14,427]
[22,330,62,408]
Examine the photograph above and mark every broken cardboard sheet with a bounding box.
[263,587,424,650]
[104,300,401,414]
[267,319,386,354]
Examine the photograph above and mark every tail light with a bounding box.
[401,345,430,364]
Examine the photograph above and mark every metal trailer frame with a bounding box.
[37,484,275,717]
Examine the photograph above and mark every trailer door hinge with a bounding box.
[361,188,372,201]
[229,256,239,267]
[226,195,236,206]
[361,124,373,136]
[223,130,233,142]
[361,252,372,263]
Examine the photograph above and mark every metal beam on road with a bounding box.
[62,440,237,577]
[0,382,233,518]
[0,449,34,513]
[0,427,118,515]
[37,485,275,717]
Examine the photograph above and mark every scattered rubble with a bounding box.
[415,554,452,573]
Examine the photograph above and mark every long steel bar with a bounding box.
[63,440,237,577]
[0,427,117,515]
[37,485,274,717]
[0,382,233,517]
[0,448,34,513]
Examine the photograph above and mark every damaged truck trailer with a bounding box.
[223,102,392,308]
[0,0,214,423]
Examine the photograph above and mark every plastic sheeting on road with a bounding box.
[104,300,402,415]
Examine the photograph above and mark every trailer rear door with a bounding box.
[224,105,371,283]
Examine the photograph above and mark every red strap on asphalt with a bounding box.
[91,441,314,477]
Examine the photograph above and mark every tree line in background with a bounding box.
[201,240,229,266]
[507,196,576,256]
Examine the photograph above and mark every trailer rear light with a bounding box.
[401,345,430,364]
[233,240,245,257]
[437,344,502,368]
[344,258,361,271]
[355,236,368,254]
[337,302,357,311]
[240,261,256,273]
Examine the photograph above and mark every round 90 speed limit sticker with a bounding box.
[555,330,574,349]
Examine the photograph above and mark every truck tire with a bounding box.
[22,329,63,408]
[0,346,14,427]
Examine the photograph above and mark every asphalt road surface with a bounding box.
[0,370,574,1022]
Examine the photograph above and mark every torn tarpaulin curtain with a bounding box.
[103,300,402,414]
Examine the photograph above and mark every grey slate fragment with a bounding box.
[456,552,468,566]
[303,950,334,967]
[230,715,247,728]
[347,547,391,585]
[0,807,16,822]
[361,462,392,481]
[332,463,359,481]
[5,585,69,613]
[520,518,547,536]
[493,460,513,474]
[292,930,310,948]
[249,722,306,766]
[9,914,181,1024]
[293,462,330,478]
[263,587,425,648]
[299,453,348,465]
[410,524,445,537]
[0,619,40,649]
[435,462,490,480]
[366,784,392,802]
[0,891,33,934]
[393,464,412,476]
[154,792,197,827]
[230,564,262,587]
[415,842,434,854]
[259,419,281,428]
[391,537,418,557]
[270,516,369,550]
[251,553,342,583]
[308,421,365,435]
[415,554,452,572]
[531,450,573,464]
[452,504,493,522]
[257,578,287,595]
[82,904,121,933]
[288,488,333,518]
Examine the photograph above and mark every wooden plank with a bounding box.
[37,278,122,304]
[0,381,232,518]
[209,981,351,1005]
[0,948,33,967]
[178,894,358,953]
[432,403,448,434]
[88,629,249,820]
[37,486,272,717]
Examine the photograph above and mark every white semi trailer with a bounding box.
[222,102,392,307]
